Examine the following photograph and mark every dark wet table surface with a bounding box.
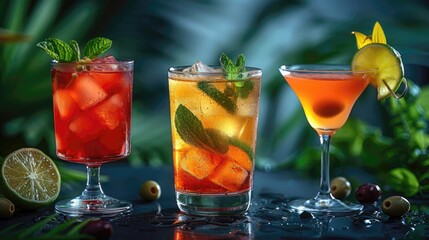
[1,164,428,239]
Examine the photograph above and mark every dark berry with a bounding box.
[355,183,382,203]
[80,219,113,240]
[300,211,314,219]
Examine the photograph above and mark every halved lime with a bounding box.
[0,148,61,209]
[351,43,404,99]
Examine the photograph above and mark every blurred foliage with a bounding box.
[0,0,429,197]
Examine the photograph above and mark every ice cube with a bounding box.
[54,89,78,119]
[89,72,124,94]
[180,148,221,180]
[93,93,125,130]
[92,55,118,64]
[69,113,104,142]
[70,74,108,110]
[209,160,248,192]
[183,61,220,73]
[91,55,118,71]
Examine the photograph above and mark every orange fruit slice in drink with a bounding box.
[227,145,253,171]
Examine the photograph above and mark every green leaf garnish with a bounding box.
[236,79,254,99]
[219,53,254,97]
[83,37,112,59]
[37,37,112,62]
[175,104,229,154]
[206,128,229,154]
[36,38,76,62]
[197,81,237,114]
[36,41,59,60]
[220,53,245,81]
[69,40,80,60]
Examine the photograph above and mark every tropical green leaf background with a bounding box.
[1,0,428,196]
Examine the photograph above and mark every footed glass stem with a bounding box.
[288,134,362,215]
[55,166,132,217]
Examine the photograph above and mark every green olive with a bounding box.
[381,196,410,218]
[330,177,351,199]
[139,180,161,202]
[0,198,15,218]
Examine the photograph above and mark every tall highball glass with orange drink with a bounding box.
[168,54,262,216]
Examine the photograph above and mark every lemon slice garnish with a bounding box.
[351,43,404,99]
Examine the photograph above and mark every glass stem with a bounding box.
[82,166,105,198]
[316,134,333,200]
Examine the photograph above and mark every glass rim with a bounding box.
[279,64,376,74]
[168,65,262,76]
[50,59,134,66]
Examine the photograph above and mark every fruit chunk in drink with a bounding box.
[52,57,133,165]
[169,63,261,195]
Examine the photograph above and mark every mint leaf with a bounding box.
[206,128,229,154]
[46,38,75,62]
[236,79,254,98]
[69,40,80,61]
[36,41,59,60]
[37,37,113,61]
[386,168,420,196]
[175,104,208,149]
[83,37,112,59]
[220,53,242,80]
[197,81,237,114]
[235,53,245,72]
[174,104,229,154]
[36,38,76,62]
[219,53,254,96]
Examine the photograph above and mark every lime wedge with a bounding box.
[0,148,61,209]
[351,43,404,99]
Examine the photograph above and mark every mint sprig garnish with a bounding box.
[175,104,229,154]
[220,53,246,81]
[219,53,254,98]
[37,37,112,62]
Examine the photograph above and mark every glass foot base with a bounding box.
[176,190,251,216]
[288,198,362,216]
[55,194,132,217]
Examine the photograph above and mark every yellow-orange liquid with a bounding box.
[169,77,261,194]
[283,73,369,134]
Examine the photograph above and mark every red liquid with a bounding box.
[52,64,133,166]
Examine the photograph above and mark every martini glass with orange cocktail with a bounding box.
[279,22,406,215]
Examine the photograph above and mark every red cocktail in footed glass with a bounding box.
[52,56,133,216]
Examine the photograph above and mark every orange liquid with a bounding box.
[169,77,261,194]
[283,73,369,134]
[52,66,133,166]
